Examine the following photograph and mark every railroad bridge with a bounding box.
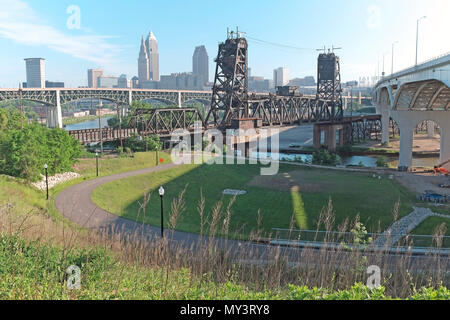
[1,30,379,152]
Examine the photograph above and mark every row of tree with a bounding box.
[0,108,82,182]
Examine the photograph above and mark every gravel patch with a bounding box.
[32,172,81,191]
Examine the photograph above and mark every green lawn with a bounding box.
[62,115,108,126]
[91,163,416,238]
[0,175,48,217]
[412,216,450,236]
[74,151,172,177]
[409,216,450,248]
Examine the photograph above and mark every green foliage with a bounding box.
[312,148,342,166]
[280,155,309,164]
[124,133,162,152]
[0,111,82,181]
[0,235,448,300]
[0,109,7,131]
[376,156,388,168]
[0,108,26,130]
[351,222,373,245]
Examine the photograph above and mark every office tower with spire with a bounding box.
[145,31,159,81]
[138,36,150,85]
[193,45,209,86]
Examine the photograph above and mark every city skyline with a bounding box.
[0,0,449,88]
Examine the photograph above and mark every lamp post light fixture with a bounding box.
[159,186,165,238]
[44,164,49,200]
[415,16,426,66]
[382,52,388,78]
[95,152,99,177]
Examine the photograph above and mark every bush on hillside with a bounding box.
[0,110,82,181]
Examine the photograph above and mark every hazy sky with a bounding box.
[0,0,449,87]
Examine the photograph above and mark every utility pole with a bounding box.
[415,16,426,66]
[98,99,103,154]
[116,103,123,148]
[19,83,23,129]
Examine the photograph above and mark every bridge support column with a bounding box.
[46,91,63,129]
[441,124,450,170]
[177,92,182,108]
[46,106,53,127]
[381,106,390,145]
[55,90,63,129]
[427,120,435,138]
[398,123,414,171]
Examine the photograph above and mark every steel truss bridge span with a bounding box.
[0,88,212,107]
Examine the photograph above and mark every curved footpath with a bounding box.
[55,163,449,270]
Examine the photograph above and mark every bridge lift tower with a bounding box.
[206,28,249,127]
[316,48,344,122]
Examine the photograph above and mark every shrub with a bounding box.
[312,148,342,166]
[376,156,388,168]
[0,121,82,181]
[124,134,162,152]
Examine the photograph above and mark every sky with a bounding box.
[0,0,449,88]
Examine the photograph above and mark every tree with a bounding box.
[0,108,7,131]
[0,111,82,181]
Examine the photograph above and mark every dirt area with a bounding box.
[360,134,441,154]
[247,170,335,192]
[394,171,450,196]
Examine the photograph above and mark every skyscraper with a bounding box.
[145,31,159,81]
[87,68,104,88]
[24,58,45,88]
[193,45,209,86]
[273,67,290,87]
[138,36,150,84]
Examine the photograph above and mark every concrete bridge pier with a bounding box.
[393,110,450,171]
[177,91,182,108]
[441,125,450,169]
[380,107,390,145]
[427,120,435,138]
[46,91,63,129]
[397,124,414,171]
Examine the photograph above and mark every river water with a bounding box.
[65,118,439,168]
[64,117,112,131]
[252,151,439,168]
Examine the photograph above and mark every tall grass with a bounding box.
[0,191,448,300]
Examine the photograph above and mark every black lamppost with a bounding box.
[44,164,49,200]
[159,186,165,238]
[96,152,99,177]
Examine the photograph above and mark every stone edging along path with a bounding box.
[372,207,450,247]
